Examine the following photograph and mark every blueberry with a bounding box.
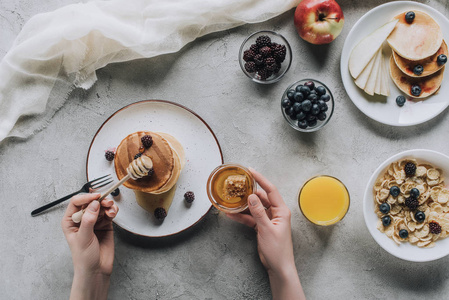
[307,118,317,127]
[309,90,317,96]
[415,211,425,223]
[287,107,295,116]
[413,65,423,76]
[282,98,291,108]
[311,104,320,115]
[302,100,312,112]
[304,81,315,90]
[111,188,120,197]
[317,112,326,121]
[318,100,327,111]
[295,85,303,92]
[299,86,311,97]
[379,203,391,214]
[396,95,406,107]
[306,114,316,122]
[437,54,447,66]
[390,186,400,197]
[289,112,298,120]
[296,111,306,121]
[315,86,326,96]
[293,102,302,112]
[399,229,409,239]
[307,94,318,101]
[382,215,391,226]
[287,89,296,100]
[410,188,420,198]
[293,92,304,102]
[411,85,422,97]
[405,11,415,23]
[320,94,331,102]
[297,120,308,129]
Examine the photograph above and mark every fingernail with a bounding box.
[89,201,100,212]
[250,196,258,206]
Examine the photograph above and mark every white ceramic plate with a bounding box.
[86,100,223,237]
[363,149,449,262]
[341,1,449,126]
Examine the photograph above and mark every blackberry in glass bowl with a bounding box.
[281,79,334,132]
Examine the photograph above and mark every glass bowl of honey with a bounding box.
[207,164,256,213]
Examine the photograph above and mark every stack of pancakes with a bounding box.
[387,11,447,98]
[114,131,185,214]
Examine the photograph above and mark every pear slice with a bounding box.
[349,19,399,79]
[379,52,390,96]
[364,48,382,96]
[355,48,378,90]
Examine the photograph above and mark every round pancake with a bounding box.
[387,10,443,61]
[156,132,185,170]
[389,55,444,98]
[393,40,448,77]
[149,149,182,195]
[114,131,174,192]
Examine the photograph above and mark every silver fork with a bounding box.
[31,174,113,216]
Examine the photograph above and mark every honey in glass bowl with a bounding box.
[207,164,256,213]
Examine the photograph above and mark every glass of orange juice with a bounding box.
[298,175,350,226]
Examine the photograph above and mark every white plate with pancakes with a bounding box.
[86,100,223,237]
[363,149,449,262]
[341,1,449,126]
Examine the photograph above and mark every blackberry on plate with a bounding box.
[396,95,406,107]
[379,203,390,214]
[413,65,423,76]
[415,211,425,223]
[405,11,415,23]
[382,215,391,226]
[256,35,271,47]
[244,61,256,73]
[134,153,142,159]
[265,57,277,71]
[399,229,409,239]
[141,135,153,148]
[243,49,256,62]
[390,186,400,197]
[437,54,447,66]
[105,150,115,161]
[184,191,195,203]
[405,196,419,210]
[154,207,167,220]
[404,162,416,176]
[429,221,442,234]
[111,188,120,197]
[411,85,422,97]
[250,44,258,53]
[254,54,264,65]
[259,46,272,57]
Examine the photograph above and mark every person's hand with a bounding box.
[61,193,118,300]
[227,168,306,300]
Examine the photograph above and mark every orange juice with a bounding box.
[299,176,350,226]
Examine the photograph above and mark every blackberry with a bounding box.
[134,153,142,160]
[105,150,115,161]
[244,61,256,73]
[243,49,256,62]
[259,46,272,57]
[269,42,278,50]
[254,54,264,65]
[154,207,167,220]
[141,135,153,148]
[273,63,281,74]
[429,221,442,234]
[273,45,287,63]
[255,35,271,47]
[405,196,419,210]
[265,57,277,71]
[257,69,272,80]
[184,191,195,203]
[250,44,258,53]
[111,188,120,197]
[404,162,416,176]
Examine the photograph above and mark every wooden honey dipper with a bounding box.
[72,155,153,223]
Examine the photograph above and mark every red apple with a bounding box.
[294,0,344,45]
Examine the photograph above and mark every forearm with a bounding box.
[268,265,306,300]
[70,271,111,300]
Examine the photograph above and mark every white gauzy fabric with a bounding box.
[0,0,299,142]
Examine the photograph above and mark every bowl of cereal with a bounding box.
[363,149,449,262]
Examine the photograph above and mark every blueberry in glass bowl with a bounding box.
[239,30,292,84]
[281,79,334,132]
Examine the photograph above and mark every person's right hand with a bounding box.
[226,168,306,300]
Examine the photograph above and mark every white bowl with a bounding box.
[363,149,449,262]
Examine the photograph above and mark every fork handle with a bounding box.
[31,190,82,216]
[72,174,131,223]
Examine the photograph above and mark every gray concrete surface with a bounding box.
[2,0,449,299]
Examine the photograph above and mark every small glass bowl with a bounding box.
[239,30,292,84]
[206,164,256,213]
[281,79,334,132]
